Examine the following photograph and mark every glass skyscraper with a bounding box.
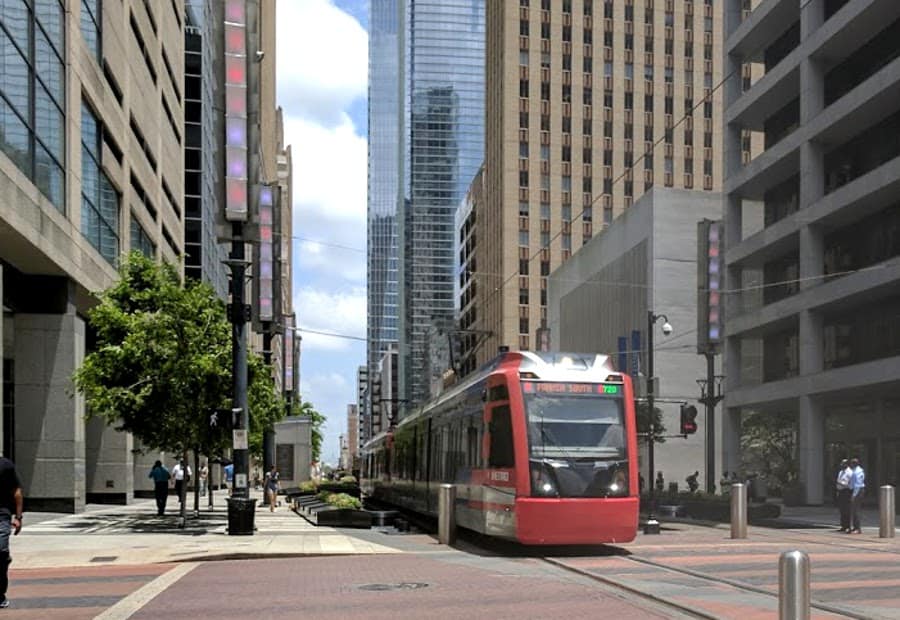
[400,0,484,408]
[367,0,402,401]
[368,0,484,413]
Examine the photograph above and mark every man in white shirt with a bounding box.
[835,459,852,532]
[172,459,192,506]
[849,457,866,534]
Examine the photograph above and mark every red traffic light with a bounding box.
[680,404,698,435]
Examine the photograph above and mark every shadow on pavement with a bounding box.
[55,510,230,535]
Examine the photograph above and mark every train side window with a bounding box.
[488,405,515,468]
[488,384,509,402]
[467,425,479,468]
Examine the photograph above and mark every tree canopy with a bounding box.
[292,400,326,463]
[74,252,284,458]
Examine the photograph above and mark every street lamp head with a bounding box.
[661,321,673,336]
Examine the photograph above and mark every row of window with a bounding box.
[520,0,715,24]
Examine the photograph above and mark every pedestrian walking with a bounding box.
[849,457,866,534]
[655,471,665,493]
[172,459,192,506]
[835,458,852,532]
[224,462,235,496]
[199,461,209,497]
[148,460,171,516]
[0,456,23,609]
[686,471,700,493]
[264,465,280,512]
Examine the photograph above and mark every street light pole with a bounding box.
[226,225,250,501]
[697,362,725,494]
[644,309,671,535]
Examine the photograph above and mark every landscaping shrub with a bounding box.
[317,492,362,510]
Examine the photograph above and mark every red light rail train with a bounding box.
[360,351,639,545]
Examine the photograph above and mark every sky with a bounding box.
[276,0,369,466]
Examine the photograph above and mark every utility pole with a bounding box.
[644,310,672,535]
[697,356,724,494]
[227,223,250,500]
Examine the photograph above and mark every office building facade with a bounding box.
[1,0,185,510]
[722,0,900,503]
[464,0,726,372]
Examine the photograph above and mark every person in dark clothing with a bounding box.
[148,460,171,516]
[0,457,24,608]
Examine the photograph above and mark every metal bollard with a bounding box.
[778,550,810,620]
[880,485,895,539]
[731,482,747,539]
[438,483,456,545]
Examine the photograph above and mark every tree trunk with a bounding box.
[193,450,200,517]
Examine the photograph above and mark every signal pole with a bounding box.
[697,354,724,494]
[226,224,250,500]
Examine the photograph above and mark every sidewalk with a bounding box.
[14,490,399,569]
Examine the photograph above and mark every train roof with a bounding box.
[393,351,619,429]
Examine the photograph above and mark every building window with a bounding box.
[520,141,529,157]
[519,230,529,246]
[519,170,529,187]
[519,288,529,305]
[131,217,155,257]
[81,0,101,59]
[81,101,120,264]
[0,0,67,211]
[520,111,529,129]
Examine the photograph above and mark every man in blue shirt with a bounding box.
[848,457,866,534]
[224,462,235,497]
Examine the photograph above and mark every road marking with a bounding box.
[94,562,198,620]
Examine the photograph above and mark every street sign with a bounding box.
[233,429,248,450]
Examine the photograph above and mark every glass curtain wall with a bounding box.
[399,0,484,408]
[368,0,402,401]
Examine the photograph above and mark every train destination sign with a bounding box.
[522,382,621,395]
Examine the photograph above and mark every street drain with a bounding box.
[358,582,429,591]
[90,556,118,563]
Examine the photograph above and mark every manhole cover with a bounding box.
[358,582,429,591]
[90,556,118,563]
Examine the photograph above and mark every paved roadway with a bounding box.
[5,493,899,619]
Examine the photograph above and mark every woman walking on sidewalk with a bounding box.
[149,461,171,516]
[264,466,280,512]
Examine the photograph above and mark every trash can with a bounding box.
[226,497,256,535]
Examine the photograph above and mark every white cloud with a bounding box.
[276,0,368,127]
[300,371,355,465]
[294,286,367,351]
[286,114,367,223]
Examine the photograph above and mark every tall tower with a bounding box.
[399,0,485,408]
[368,0,485,412]
[467,0,723,370]
[367,0,402,420]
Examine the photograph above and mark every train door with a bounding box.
[482,381,517,537]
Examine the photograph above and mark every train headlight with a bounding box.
[608,466,629,497]
[530,462,559,497]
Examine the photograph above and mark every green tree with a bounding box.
[741,410,797,496]
[73,253,288,515]
[74,253,232,458]
[635,401,666,443]
[292,400,326,463]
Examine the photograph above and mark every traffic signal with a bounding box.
[680,404,698,435]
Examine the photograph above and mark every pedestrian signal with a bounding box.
[680,404,698,435]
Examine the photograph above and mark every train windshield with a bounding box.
[522,382,625,459]
[522,382,629,498]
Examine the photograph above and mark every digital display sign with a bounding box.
[522,382,621,395]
